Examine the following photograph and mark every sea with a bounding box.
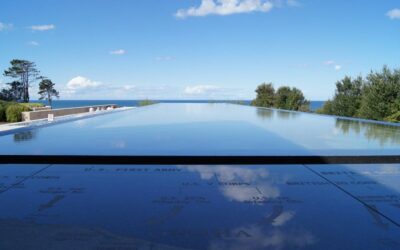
[30,100,326,112]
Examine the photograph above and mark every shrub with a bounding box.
[0,104,6,122]
[6,104,31,123]
[0,101,13,122]
[138,100,157,107]
[20,103,44,109]
[384,111,400,123]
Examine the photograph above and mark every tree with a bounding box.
[274,86,291,109]
[317,76,363,117]
[274,86,309,111]
[317,66,400,122]
[4,59,41,103]
[251,83,275,107]
[287,87,310,111]
[334,76,363,117]
[38,79,59,106]
[0,81,24,102]
[7,81,24,102]
[358,66,400,121]
[252,83,310,111]
[0,89,13,102]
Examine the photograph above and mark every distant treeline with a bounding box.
[251,66,400,123]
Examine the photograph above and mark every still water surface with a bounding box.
[0,103,399,156]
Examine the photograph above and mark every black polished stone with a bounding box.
[308,164,400,227]
[0,164,400,249]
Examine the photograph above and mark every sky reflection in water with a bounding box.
[0,103,399,156]
[1,164,400,249]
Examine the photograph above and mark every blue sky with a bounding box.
[0,0,399,100]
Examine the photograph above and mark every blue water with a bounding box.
[31,100,325,111]
[1,103,399,156]
[310,101,325,111]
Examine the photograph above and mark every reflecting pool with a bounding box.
[0,103,399,156]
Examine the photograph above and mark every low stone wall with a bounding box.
[32,106,52,111]
[22,104,119,121]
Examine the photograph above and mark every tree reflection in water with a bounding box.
[256,108,300,121]
[256,108,274,121]
[335,118,400,145]
[13,130,37,142]
[276,110,300,120]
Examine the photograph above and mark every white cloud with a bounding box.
[271,211,295,226]
[66,76,103,93]
[60,77,248,100]
[182,84,251,99]
[110,49,126,55]
[155,56,175,62]
[122,85,136,91]
[175,0,274,19]
[324,60,342,71]
[286,0,300,7]
[210,225,315,249]
[61,78,177,99]
[28,41,39,46]
[184,85,221,95]
[30,24,55,31]
[387,9,400,20]
[180,165,278,203]
[324,60,335,66]
[334,65,342,71]
[0,22,13,31]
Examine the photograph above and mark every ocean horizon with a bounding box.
[30,100,326,111]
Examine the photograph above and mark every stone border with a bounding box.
[0,106,133,133]
[22,104,119,121]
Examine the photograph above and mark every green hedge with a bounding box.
[5,104,31,123]
[0,104,6,122]
[20,103,44,109]
[0,101,43,123]
[0,101,12,122]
